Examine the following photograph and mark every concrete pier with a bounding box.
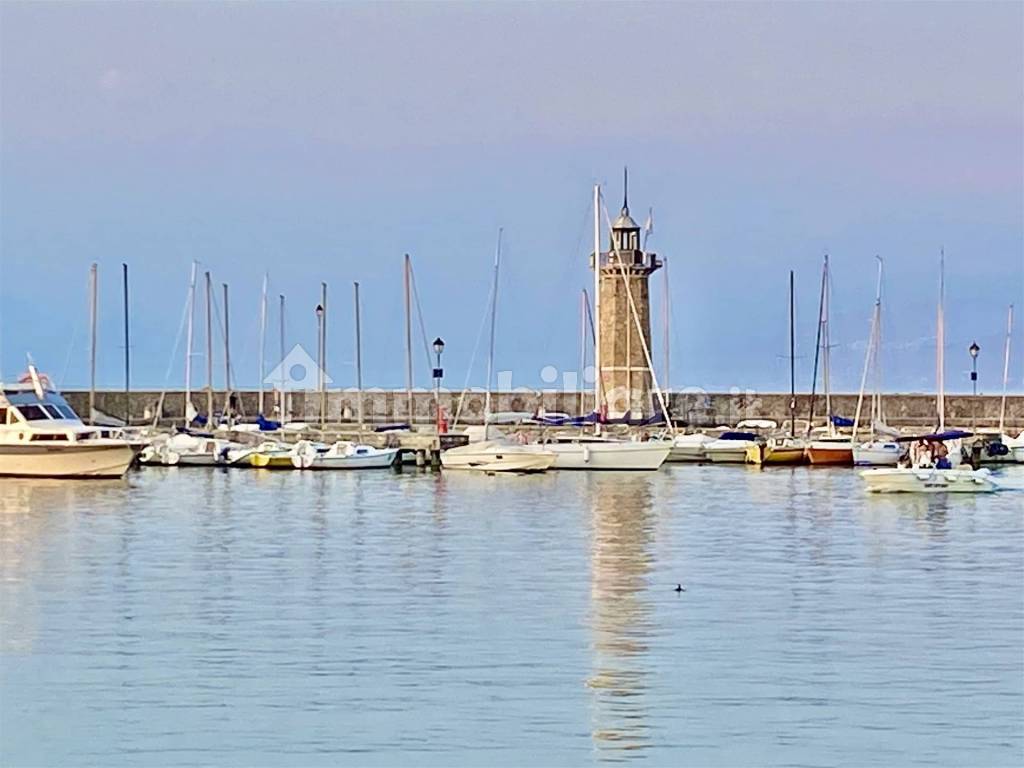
[64,388,1024,430]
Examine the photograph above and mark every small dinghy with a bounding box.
[290,440,399,470]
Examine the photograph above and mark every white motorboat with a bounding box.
[0,369,138,478]
[861,467,997,493]
[704,431,761,464]
[852,440,902,466]
[668,433,713,462]
[290,440,399,470]
[540,436,670,470]
[139,432,242,466]
[440,440,555,473]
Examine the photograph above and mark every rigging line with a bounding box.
[152,278,192,427]
[58,276,87,387]
[600,200,674,429]
[537,196,595,363]
[452,277,497,427]
[407,261,434,375]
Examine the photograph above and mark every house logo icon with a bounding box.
[264,344,332,391]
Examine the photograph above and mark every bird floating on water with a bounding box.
[675,584,686,593]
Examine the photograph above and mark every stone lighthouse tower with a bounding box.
[593,172,662,418]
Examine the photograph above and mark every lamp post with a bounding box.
[432,337,445,433]
[969,341,980,396]
[315,303,324,427]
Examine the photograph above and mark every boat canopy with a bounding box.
[895,429,973,443]
[830,415,855,428]
[374,423,411,432]
[719,431,759,441]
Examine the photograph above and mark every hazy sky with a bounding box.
[1,1,1021,396]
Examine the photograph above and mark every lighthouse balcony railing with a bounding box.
[591,251,661,271]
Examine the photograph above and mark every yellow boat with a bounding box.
[746,437,806,465]
[249,451,294,468]
[247,442,295,468]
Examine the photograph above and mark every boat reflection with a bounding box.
[0,478,129,653]
[585,473,656,758]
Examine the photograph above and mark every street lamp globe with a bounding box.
[433,337,445,356]
[315,304,324,319]
[969,341,980,359]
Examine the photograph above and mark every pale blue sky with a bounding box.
[1,1,1021,394]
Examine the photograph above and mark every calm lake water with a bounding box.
[1,465,1022,767]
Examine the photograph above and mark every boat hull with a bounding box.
[300,449,400,470]
[249,452,295,469]
[0,443,137,478]
[547,442,670,470]
[441,444,554,472]
[806,442,853,465]
[667,435,711,462]
[852,442,902,466]
[861,468,997,493]
[705,444,754,464]
[746,445,806,465]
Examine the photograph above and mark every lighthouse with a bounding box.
[592,172,662,418]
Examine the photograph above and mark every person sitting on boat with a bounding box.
[910,439,930,468]
[932,440,952,470]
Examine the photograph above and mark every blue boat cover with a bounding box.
[895,429,973,443]
[830,415,855,427]
[720,431,758,441]
[257,414,282,431]
[375,423,411,432]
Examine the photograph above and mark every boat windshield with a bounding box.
[4,391,81,422]
[16,404,49,421]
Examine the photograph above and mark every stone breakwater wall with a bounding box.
[64,389,1024,430]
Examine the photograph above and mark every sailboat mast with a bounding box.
[593,184,602,419]
[999,304,1014,434]
[404,254,413,424]
[122,263,130,425]
[354,281,364,432]
[663,255,670,395]
[257,273,268,417]
[853,257,883,444]
[320,281,328,429]
[822,255,833,434]
[279,294,286,421]
[579,289,587,417]
[807,256,827,435]
[789,270,796,438]
[205,271,213,425]
[88,263,98,425]
[222,283,232,419]
[484,229,502,424]
[937,250,945,431]
[184,261,197,422]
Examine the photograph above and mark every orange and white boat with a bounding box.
[805,435,853,465]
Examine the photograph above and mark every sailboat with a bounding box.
[977,305,1024,464]
[747,271,807,465]
[538,183,670,470]
[851,258,901,466]
[805,255,854,465]
[861,253,996,493]
[442,229,556,473]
